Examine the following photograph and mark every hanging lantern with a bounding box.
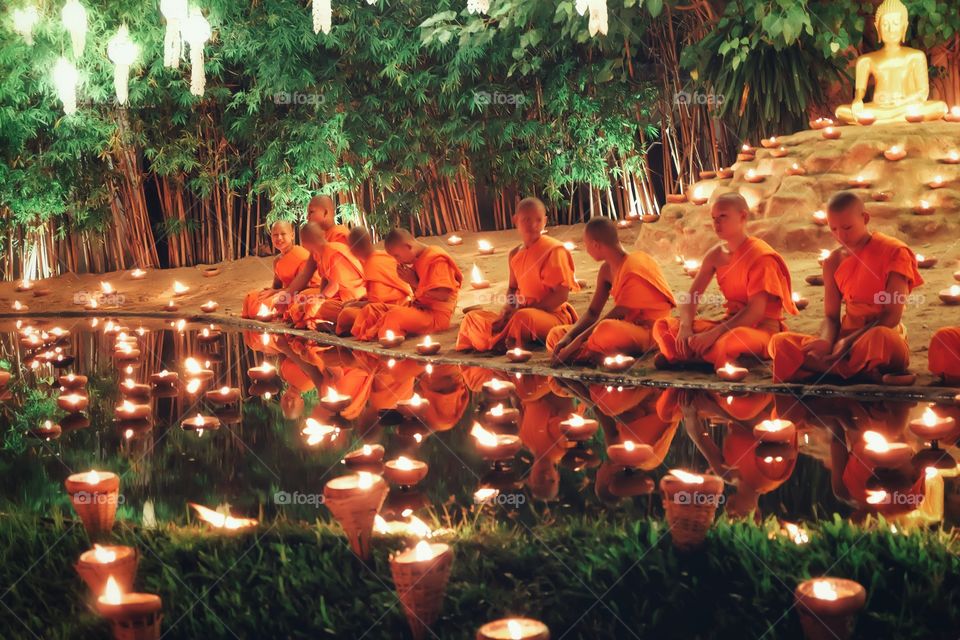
[52,57,79,115]
[107,24,138,106]
[588,0,607,37]
[467,0,490,14]
[181,7,211,97]
[313,0,331,34]
[159,0,188,69]
[61,0,87,58]
[12,5,40,45]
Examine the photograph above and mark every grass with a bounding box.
[0,512,957,639]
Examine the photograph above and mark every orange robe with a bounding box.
[653,237,797,366]
[418,365,469,432]
[351,246,463,340]
[325,225,350,244]
[456,236,580,351]
[288,242,366,330]
[545,251,676,360]
[242,246,313,318]
[768,232,922,382]
[335,250,413,335]
[928,327,960,383]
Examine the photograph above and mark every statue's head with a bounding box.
[875,0,909,44]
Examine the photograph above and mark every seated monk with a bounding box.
[334,227,412,336]
[351,229,463,341]
[652,193,798,371]
[285,222,366,331]
[242,221,315,319]
[835,0,947,125]
[768,191,922,383]
[307,194,350,244]
[547,216,675,365]
[928,328,960,385]
[456,197,580,352]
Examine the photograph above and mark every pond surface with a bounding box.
[1,317,958,533]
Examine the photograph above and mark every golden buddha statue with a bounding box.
[835,0,947,125]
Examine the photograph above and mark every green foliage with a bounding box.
[3,385,61,453]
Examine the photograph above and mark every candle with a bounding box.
[717,167,734,179]
[200,300,219,313]
[323,472,389,559]
[740,143,755,154]
[716,362,748,382]
[197,327,222,344]
[666,193,688,204]
[59,373,87,390]
[204,386,240,405]
[255,303,276,321]
[908,406,957,441]
[447,234,463,246]
[770,146,789,158]
[617,218,633,228]
[606,440,655,467]
[183,357,214,381]
[202,266,220,278]
[847,175,870,188]
[301,419,340,446]
[57,392,89,412]
[905,105,924,123]
[248,361,277,381]
[95,577,163,633]
[760,137,778,148]
[943,150,960,164]
[914,199,935,215]
[785,163,806,176]
[189,503,257,530]
[397,392,430,418]
[817,248,831,265]
[884,145,906,161]
[384,456,429,486]
[860,430,912,468]
[467,262,492,290]
[744,168,764,183]
[343,444,385,468]
[319,386,353,413]
[821,126,841,140]
[181,413,221,434]
[113,343,141,362]
[559,413,599,441]
[164,299,178,311]
[856,110,876,126]
[470,422,523,461]
[416,335,442,355]
[390,541,454,640]
[930,175,947,190]
[477,618,550,640]
[30,419,62,440]
[12,300,28,312]
[682,259,700,277]
[794,578,866,640]
[64,470,121,536]
[76,545,137,595]
[601,354,635,373]
[753,418,796,443]
[659,469,724,550]
[916,254,937,269]
[172,281,189,295]
[477,239,495,255]
[129,268,147,279]
[939,285,960,305]
[640,212,661,223]
[690,185,709,206]
[792,291,809,311]
[379,329,405,348]
[149,370,179,386]
[946,105,960,122]
[483,403,520,426]
[119,379,151,399]
[482,378,516,400]
[506,347,532,363]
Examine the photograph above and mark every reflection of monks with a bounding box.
[769,192,921,382]
[835,0,947,124]
[456,197,580,352]
[352,229,463,340]
[928,328,960,384]
[518,391,574,501]
[242,221,316,318]
[653,193,797,370]
[286,223,366,330]
[547,217,675,365]
[334,227,412,336]
[417,364,468,432]
[306,195,350,244]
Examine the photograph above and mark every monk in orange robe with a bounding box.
[547,216,675,365]
[928,328,960,384]
[351,229,463,340]
[242,221,315,319]
[456,197,580,352]
[285,222,366,330]
[652,192,798,371]
[307,194,350,244]
[768,191,922,383]
[334,227,412,336]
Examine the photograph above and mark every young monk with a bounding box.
[456,197,580,352]
[652,192,798,371]
[334,226,412,335]
[306,194,350,244]
[547,216,675,364]
[242,220,314,318]
[928,328,960,384]
[351,228,463,340]
[768,191,921,382]
[284,222,365,330]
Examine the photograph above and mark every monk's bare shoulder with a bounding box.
[823,247,845,273]
[597,261,613,285]
[701,243,726,268]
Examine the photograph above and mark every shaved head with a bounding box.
[300,221,327,250]
[348,226,374,260]
[516,197,547,218]
[514,196,547,245]
[384,228,419,264]
[271,220,294,234]
[827,190,864,216]
[307,195,336,228]
[713,192,750,215]
[709,192,749,242]
[584,217,619,246]
[384,228,416,249]
[826,190,870,249]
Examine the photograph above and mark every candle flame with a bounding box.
[920,199,931,209]
[100,281,114,294]
[362,444,372,456]
[474,487,499,503]
[358,472,375,490]
[323,386,347,402]
[566,413,586,427]
[669,469,704,484]
[173,281,189,294]
[758,419,790,433]
[813,210,826,219]
[412,540,436,561]
[866,489,888,504]
[862,430,891,452]
[921,406,939,427]
[819,249,831,260]
[185,379,202,394]
[395,456,415,470]
[784,522,809,545]
[83,470,101,484]
[478,239,493,252]
[93,544,117,563]
[189,503,257,530]
[491,403,504,417]
[508,620,523,639]
[470,264,485,284]
[683,259,700,270]
[624,440,635,451]
[184,357,204,374]
[951,285,960,296]
[302,418,339,446]
[563,241,575,251]
[385,329,396,340]
[102,576,123,604]
[792,292,801,302]
[811,580,838,600]
[470,422,499,447]
[422,335,433,347]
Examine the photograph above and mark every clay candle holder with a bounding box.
[323,472,389,559]
[666,194,687,204]
[559,413,599,442]
[384,456,429,487]
[682,259,700,278]
[717,167,734,179]
[200,300,219,313]
[471,422,523,461]
[447,234,463,246]
[29,420,62,440]
[690,186,709,206]
[602,354,635,373]
[908,406,957,442]
[59,373,87,390]
[416,335,442,355]
[847,175,870,189]
[916,254,937,269]
[946,106,960,123]
[397,393,430,418]
[379,329,405,348]
[58,392,89,413]
[477,239,495,255]
[792,292,809,311]
[482,378,516,400]
[96,578,163,640]
[390,541,454,640]
[760,137,778,149]
[205,386,240,406]
[120,379,151,400]
[483,403,520,427]
[247,361,277,381]
[939,285,960,305]
[506,347,532,363]
[905,106,924,123]
[64,470,120,537]
[149,370,179,387]
[821,126,841,140]
[929,175,947,190]
[254,304,277,322]
[942,150,960,164]
[700,170,718,180]
[76,545,138,595]
[794,578,866,640]
[860,430,912,468]
[659,469,724,550]
[477,618,550,640]
[771,146,789,158]
[163,299,178,312]
[319,386,353,413]
[183,357,213,382]
[12,300,29,313]
[129,268,147,280]
[606,441,655,468]
[856,111,876,126]
[716,362,748,382]
[915,199,935,216]
[197,327,222,344]
[786,163,807,176]
[343,444,385,469]
[884,145,907,161]
[753,418,796,443]
[115,400,151,421]
[641,213,661,223]
[180,414,221,432]
[302,420,340,446]
[744,169,764,183]
[469,263,491,289]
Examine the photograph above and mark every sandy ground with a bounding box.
[1,221,958,397]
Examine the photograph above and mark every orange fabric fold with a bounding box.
[242,246,313,318]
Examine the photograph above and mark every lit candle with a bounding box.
[76,545,137,595]
[470,422,523,461]
[379,329,405,348]
[204,386,240,405]
[792,291,809,311]
[794,578,866,640]
[760,137,778,148]
[770,146,789,158]
[15,279,33,292]
[916,253,937,269]
[64,470,120,536]
[939,285,960,305]
[397,392,430,418]
[343,444,385,468]
[30,419,62,440]
[908,405,957,441]
[482,403,520,426]
[323,473,389,559]
[716,362,748,382]
[744,168,764,183]
[447,234,463,246]
[189,503,257,530]
[810,117,834,130]
[690,185,709,205]
[172,281,189,295]
[856,110,876,126]
[183,357,213,381]
[821,126,841,140]
[470,264,490,290]
[740,143,755,154]
[164,299,178,311]
[95,577,163,630]
[320,386,353,413]
[482,378,516,400]
[119,379,151,400]
[255,303,276,321]
[847,175,870,188]
[717,167,734,179]
[929,175,946,189]
[905,105,924,123]
[860,430,912,468]
[200,300,219,313]
[617,218,633,228]
[817,248,831,265]
[753,418,796,443]
[884,145,906,161]
[915,199,935,216]
[602,354,635,373]
[559,413,599,441]
[384,456,429,486]
[181,413,221,432]
[416,335,442,355]
[59,373,88,390]
[477,239,495,255]
[129,268,147,279]
[149,370,179,386]
[57,392,89,412]
[946,105,960,122]
[943,150,960,164]
[506,347,532,363]
[606,440,655,467]
[477,618,550,640]
[197,327,222,343]
[786,162,806,176]
[301,419,340,446]
[12,300,28,312]
[562,241,576,252]
[659,469,724,550]
[247,361,277,381]
[682,259,700,277]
